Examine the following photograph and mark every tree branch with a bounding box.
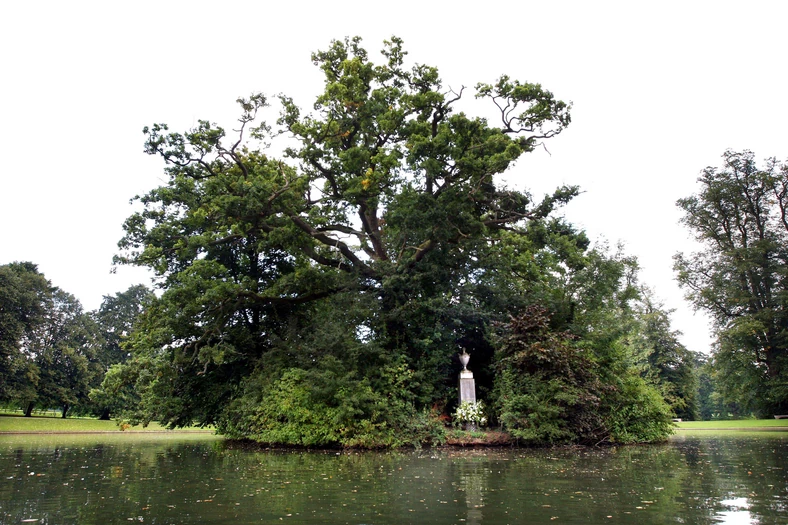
[288,214,377,277]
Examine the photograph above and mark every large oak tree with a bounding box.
[112,37,673,445]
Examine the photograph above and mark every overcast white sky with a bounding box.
[2,1,786,354]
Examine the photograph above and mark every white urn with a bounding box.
[459,351,470,370]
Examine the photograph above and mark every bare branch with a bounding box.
[288,214,377,277]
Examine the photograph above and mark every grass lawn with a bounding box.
[0,413,213,433]
[676,419,788,430]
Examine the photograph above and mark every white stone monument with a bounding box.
[458,351,476,404]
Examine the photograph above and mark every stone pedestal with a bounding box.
[459,369,476,405]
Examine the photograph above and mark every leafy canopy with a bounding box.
[109,36,675,446]
[675,150,788,415]
[112,36,576,435]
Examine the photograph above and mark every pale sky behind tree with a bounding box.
[2,0,786,355]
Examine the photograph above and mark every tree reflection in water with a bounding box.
[0,433,786,524]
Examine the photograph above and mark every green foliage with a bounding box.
[675,150,788,415]
[88,285,154,419]
[605,374,675,444]
[0,262,49,404]
[0,263,106,418]
[493,305,673,446]
[695,353,743,420]
[224,366,355,447]
[219,356,446,448]
[89,363,142,421]
[494,305,610,445]
[107,36,689,448]
[634,291,700,420]
[94,285,153,367]
[110,36,577,446]
[25,288,105,418]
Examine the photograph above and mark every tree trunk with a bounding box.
[24,402,34,417]
[98,408,111,421]
[61,404,69,419]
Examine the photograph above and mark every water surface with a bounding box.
[1,432,786,524]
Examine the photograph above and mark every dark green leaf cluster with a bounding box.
[493,305,673,445]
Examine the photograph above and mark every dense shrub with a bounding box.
[493,306,673,445]
[219,356,446,448]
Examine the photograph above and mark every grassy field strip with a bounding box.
[4,415,788,434]
[0,415,213,433]
[676,419,788,430]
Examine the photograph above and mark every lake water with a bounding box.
[1,431,786,524]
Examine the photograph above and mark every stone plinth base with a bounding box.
[459,370,476,404]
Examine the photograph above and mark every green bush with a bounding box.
[219,356,446,448]
[493,306,673,445]
[605,374,674,444]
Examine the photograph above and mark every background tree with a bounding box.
[694,353,741,420]
[88,285,153,419]
[0,262,50,405]
[635,291,699,420]
[1,262,107,417]
[675,150,788,416]
[23,288,103,418]
[94,285,153,368]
